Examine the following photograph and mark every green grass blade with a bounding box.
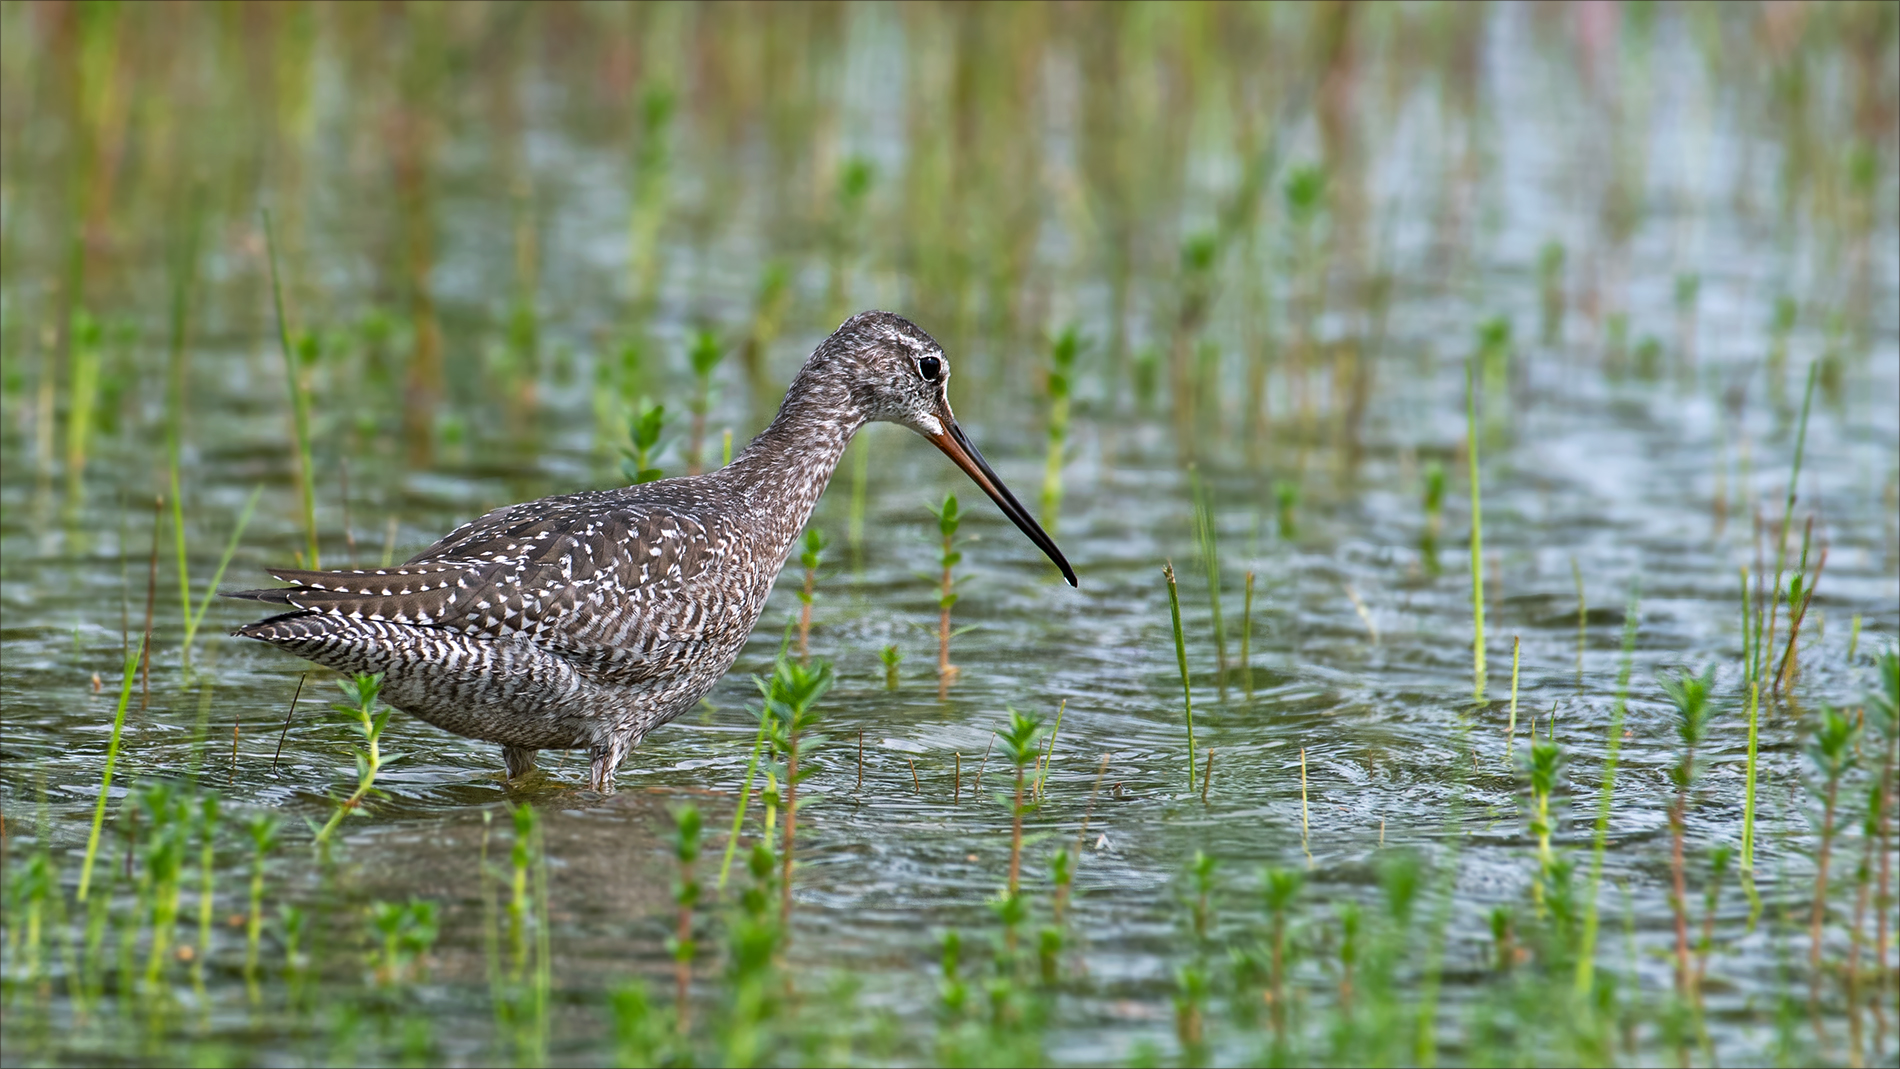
[77,639,143,902]
[1575,590,1639,998]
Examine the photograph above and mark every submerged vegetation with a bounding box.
[2,2,1897,1066]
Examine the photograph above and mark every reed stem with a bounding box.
[1165,562,1196,791]
[1575,591,1638,998]
[78,639,142,902]
[1467,359,1486,703]
[263,210,319,569]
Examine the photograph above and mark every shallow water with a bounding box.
[3,4,1897,1065]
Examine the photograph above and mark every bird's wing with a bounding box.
[229,489,724,684]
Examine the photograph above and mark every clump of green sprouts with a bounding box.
[622,399,667,484]
[796,526,826,663]
[1041,327,1080,533]
[928,493,966,692]
[312,673,389,849]
[686,329,725,475]
[1660,665,1717,1008]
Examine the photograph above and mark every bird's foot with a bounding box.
[503,745,539,780]
[587,753,617,794]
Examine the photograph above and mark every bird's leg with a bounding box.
[503,745,538,780]
[588,735,631,794]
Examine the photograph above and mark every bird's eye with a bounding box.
[919,355,942,381]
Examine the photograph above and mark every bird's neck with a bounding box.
[721,378,864,552]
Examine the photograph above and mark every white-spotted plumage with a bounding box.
[232,312,1076,792]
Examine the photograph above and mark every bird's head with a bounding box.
[806,310,1076,586]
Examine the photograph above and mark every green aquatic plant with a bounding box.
[1805,703,1858,1021]
[1421,460,1445,573]
[1272,477,1299,542]
[879,644,902,691]
[178,485,262,665]
[1164,561,1197,792]
[1523,714,1567,913]
[796,526,826,663]
[191,791,219,995]
[1538,240,1566,342]
[1660,665,1718,1004]
[312,673,389,848]
[621,399,667,484]
[263,210,319,569]
[78,640,142,903]
[627,82,674,311]
[928,493,965,689]
[367,898,438,987]
[669,804,702,1033]
[1467,358,1487,703]
[1576,593,1638,999]
[1041,327,1080,533]
[1190,466,1228,687]
[686,329,725,475]
[242,814,278,1001]
[756,654,832,933]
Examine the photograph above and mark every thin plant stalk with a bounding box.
[166,205,203,668]
[312,675,387,847]
[1765,361,1819,683]
[1574,592,1638,998]
[1776,543,1827,694]
[1743,681,1762,872]
[1506,635,1520,758]
[1299,747,1312,868]
[263,209,319,569]
[1241,571,1255,698]
[1468,359,1486,702]
[1190,466,1227,692]
[179,486,261,664]
[1035,699,1066,799]
[717,716,769,893]
[78,639,142,902]
[192,793,218,997]
[1165,562,1196,791]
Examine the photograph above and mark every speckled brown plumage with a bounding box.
[232,311,1075,791]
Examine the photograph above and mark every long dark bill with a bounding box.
[926,420,1078,587]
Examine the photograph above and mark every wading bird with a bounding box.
[233,312,1075,791]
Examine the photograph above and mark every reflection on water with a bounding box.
[2,2,1896,1064]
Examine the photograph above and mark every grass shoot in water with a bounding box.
[1241,571,1256,699]
[1421,460,1446,573]
[686,329,724,475]
[191,791,218,997]
[1190,466,1228,691]
[1574,591,1638,999]
[78,639,142,903]
[879,644,901,691]
[1164,562,1197,792]
[262,210,319,569]
[312,673,388,849]
[755,654,832,934]
[1466,354,1487,703]
[1661,665,1717,1005]
[1506,635,1521,758]
[717,710,770,893]
[178,485,261,665]
[1041,327,1079,534]
[796,526,825,664]
[928,493,965,691]
[1764,360,1818,684]
[668,804,702,1034]
[994,707,1045,953]
[242,814,278,1002]
[1804,703,1858,1030]
[621,399,667,484]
